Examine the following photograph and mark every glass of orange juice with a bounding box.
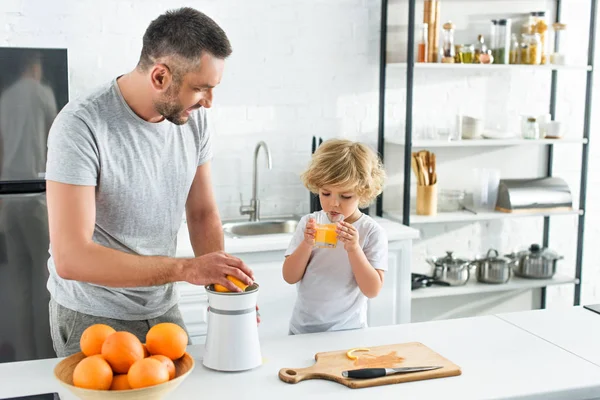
[313,212,344,249]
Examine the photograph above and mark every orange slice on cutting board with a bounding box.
[346,348,370,360]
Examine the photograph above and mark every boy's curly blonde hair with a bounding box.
[301,139,386,208]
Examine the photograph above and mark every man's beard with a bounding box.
[154,85,189,126]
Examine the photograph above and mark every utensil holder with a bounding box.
[417,184,437,216]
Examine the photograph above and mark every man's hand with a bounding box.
[182,251,254,292]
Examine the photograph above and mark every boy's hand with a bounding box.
[303,218,316,246]
[337,221,360,253]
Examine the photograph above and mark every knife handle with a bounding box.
[344,368,387,379]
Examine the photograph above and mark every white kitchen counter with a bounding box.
[2,309,600,400]
[497,306,600,367]
[175,216,419,257]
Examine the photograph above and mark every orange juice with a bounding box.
[315,223,338,248]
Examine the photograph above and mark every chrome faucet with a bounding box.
[240,141,272,221]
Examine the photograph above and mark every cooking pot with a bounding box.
[472,249,512,284]
[505,244,563,279]
[426,251,472,286]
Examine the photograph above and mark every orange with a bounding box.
[127,358,169,389]
[150,355,176,380]
[214,275,249,292]
[142,344,150,358]
[109,374,131,391]
[80,324,116,357]
[101,331,145,374]
[72,354,113,390]
[146,323,188,360]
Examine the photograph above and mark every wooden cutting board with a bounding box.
[279,342,461,389]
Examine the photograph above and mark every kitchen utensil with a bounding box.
[416,156,429,186]
[472,249,513,284]
[279,342,461,389]
[203,283,262,371]
[411,273,451,290]
[506,244,563,279]
[426,251,473,286]
[416,184,437,216]
[342,366,443,379]
[54,352,194,400]
[495,177,572,213]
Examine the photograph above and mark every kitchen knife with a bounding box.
[341,366,443,379]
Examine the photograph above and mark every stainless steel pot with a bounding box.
[472,249,512,284]
[506,244,563,279]
[426,251,472,286]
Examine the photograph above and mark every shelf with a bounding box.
[385,138,588,148]
[412,273,578,299]
[387,63,592,72]
[384,209,583,225]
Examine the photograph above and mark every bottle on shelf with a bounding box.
[529,11,549,64]
[550,22,567,65]
[417,23,429,63]
[490,20,498,64]
[509,33,520,64]
[442,21,456,63]
[474,34,487,64]
[496,19,511,64]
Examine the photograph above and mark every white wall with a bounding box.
[2,0,599,309]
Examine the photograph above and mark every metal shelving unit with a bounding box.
[375,0,597,307]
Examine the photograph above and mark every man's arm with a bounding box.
[47,180,252,291]
[185,162,223,256]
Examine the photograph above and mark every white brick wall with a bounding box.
[2,0,599,308]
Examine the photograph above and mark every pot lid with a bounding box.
[434,251,471,267]
[515,244,562,260]
[476,248,511,263]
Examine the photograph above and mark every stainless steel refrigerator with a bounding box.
[0,47,69,363]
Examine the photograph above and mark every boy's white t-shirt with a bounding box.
[285,211,389,334]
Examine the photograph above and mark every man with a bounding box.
[45,7,253,357]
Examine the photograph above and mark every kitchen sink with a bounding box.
[222,217,300,237]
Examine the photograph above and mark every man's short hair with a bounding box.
[138,7,232,73]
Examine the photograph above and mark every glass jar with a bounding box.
[417,23,428,63]
[523,117,540,139]
[509,33,520,64]
[458,44,475,63]
[442,21,456,63]
[520,33,542,65]
[550,22,567,65]
[490,20,498,63]
[530,11,548,63]
[474,34,488,64]
[495,19,511,64]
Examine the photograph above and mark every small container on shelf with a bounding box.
[417,23,429,63]
[550,23,567,65]
[509,33,520,64]
[522,117,540,139]
[438,189,466,212]
[520,33,542,65]
[457,44,475,63]
[495,19,511,64]
[474,34,488,64]
[529,11,549,64]
[442,21,456,63]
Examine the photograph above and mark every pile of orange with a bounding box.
[72,322,188,391]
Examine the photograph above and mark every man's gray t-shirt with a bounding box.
[45,78,212,320]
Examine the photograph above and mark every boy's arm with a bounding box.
[347,249,385,298]
[282,216,315,284]
[282,241,313,284]
[338,221,387,298]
